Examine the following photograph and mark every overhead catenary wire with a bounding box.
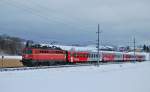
[1,0,106,47]
[22,0,96,31]
[1,0,95,31]
[1,0,63,26]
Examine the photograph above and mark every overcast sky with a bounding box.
[0,0,150,46]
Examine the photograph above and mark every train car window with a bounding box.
[73,53,76,57]
[77,54,79,58]
[96,54,98,58]
[84,54,86,58]
[83,54,85,58]
[84,54,86,57]
[80,54,82,58]
[86,54,88,58]
[89,54,91,58]
[57,51,60,53]
[82,54,84,58]
[51,51,53,53]
[78,54,80,57]
[34,50,38,54]
[92,54,94,58]
[81,54,83,58]
[87,54,90,58]
[79,54,81,58]
[58,51,61,54]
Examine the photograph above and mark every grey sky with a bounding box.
[0,0,150,45]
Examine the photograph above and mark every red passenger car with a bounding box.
[123,54,131,61]
[67,51,89,63]
[136,55,145,61]
[102,52,115,62]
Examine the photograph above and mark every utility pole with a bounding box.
[97,24,100,66]
[2,56,4,68]
[133,37,136,61]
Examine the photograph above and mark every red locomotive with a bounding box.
[22,47,67,66]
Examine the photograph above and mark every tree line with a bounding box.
[143,45,150,52]
[0,34,150,55]
[0,34,25,55]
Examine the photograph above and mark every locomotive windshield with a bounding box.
[23,49,32,54]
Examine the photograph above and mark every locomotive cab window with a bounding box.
[24,49,32,54]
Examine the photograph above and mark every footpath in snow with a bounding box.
[0,61,150,92]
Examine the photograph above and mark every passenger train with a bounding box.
[21,46,145,66]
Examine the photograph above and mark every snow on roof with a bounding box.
[40,44,114,52]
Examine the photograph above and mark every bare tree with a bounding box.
[0,34,25,55]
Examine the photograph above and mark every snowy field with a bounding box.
[0,56,22,60]
[0,61,150,92]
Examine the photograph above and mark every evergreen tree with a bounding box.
[146,46,150,52]
[143,44,147,52]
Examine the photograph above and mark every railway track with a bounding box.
[0,63,94,72]
[0,62,139,72]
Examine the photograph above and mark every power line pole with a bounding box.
[133,37,136,61]
[97,24,100,66]
[2,56,4,68]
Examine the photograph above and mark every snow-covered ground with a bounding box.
[0,56,22,60]
[0,61,150,92]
